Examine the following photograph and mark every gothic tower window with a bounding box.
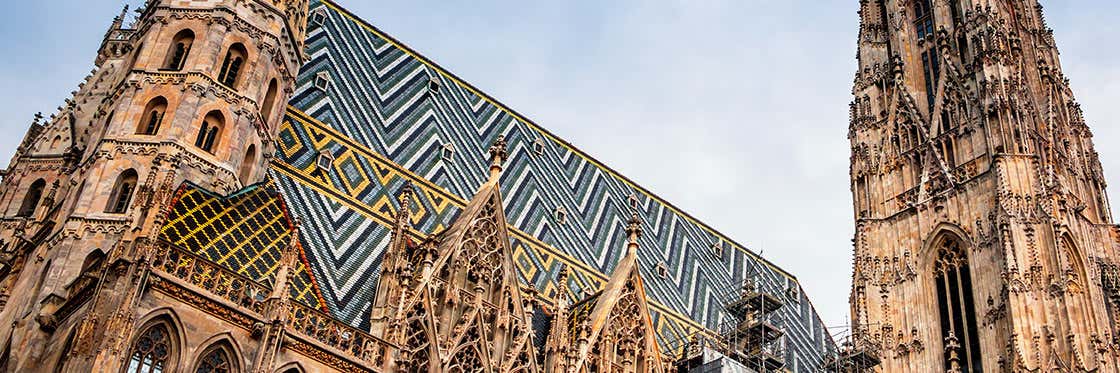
[261,79,279,123]
[125,322,176,373]
[193,342,235,373]
[164,30,194,71]
[217,43,248,89]
[913,0,939,109]
[106,169,138,214]
[138,96,168,135]
[933,235,983,373]
[239,145,256,183]
[913,0,934,39]
[17,178,46,217]
[194,111,223,153]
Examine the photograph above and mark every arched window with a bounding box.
[164,30,194,71]
[913,0,934,39]
[138,97,168,135]
[125,322,174,373]
[217,43,248,89]
[261,79,278,123]
[17,178,46,217]
[194,343,235,373]
[933,235,982,373]
[106,169,138,214]
[194,111,223,153]
[239,145,256,182]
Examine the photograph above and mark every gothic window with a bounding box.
[933,236,983,373]
[164,30,194,71]
[217,43,248,89]
[261,79,279,123]
[194,343,234,373]
[239,145,256,183]
[125,322,174,373]
[913,0,935,39]
[941,138,956,167]
[106,169,138,214]
[17,178,46,217]
[138,96,168,135]
[948,0,964,27]
[194,111,223,153]
[921,49,940,109]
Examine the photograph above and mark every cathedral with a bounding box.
[0,0,841,372]
[9,0,1117,372]
[846,0,1120,372]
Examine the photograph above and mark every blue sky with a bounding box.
[2,1,1118,333]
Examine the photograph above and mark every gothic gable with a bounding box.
[384,137,539,372]
[567,216,665,373]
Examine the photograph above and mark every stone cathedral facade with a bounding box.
[0,0,850,372]
[848,0,1120,372]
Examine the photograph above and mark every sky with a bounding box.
[1,0,1119,333]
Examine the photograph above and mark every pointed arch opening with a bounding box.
[239,145,256,183]
[164,29,194,71]
[261,79,279,123]
[138,96,168,135]
[105,169,138,214]
[217,43,248,89]
[124,320,178,373]
[932,234,982,373]
[194,111,224,153]
[193,339,240,373]
[17,178,46,217]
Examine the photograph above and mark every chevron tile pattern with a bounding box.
[269,0,838,369]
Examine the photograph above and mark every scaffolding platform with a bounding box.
[726,292,783,318]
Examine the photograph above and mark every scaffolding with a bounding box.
[822,329,881,373]
[673,276,787,373]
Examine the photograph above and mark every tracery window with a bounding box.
[194,344,233,373]
[17,178,46,217]
[138,96,168,135]
[106,169,138,214]
[402,304,431,372]
[446,343,484,373]
[164,30,194,71]
[933,236,983,373]
[217,44,248,89]
[125,323,173,373]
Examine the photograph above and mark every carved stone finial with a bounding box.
[395,182,414,228]
[625,213,642,253]
[487,134,508,181]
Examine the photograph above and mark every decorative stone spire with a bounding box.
[395,181,414,229]
[625,213,642,255]
[487,135,508,182]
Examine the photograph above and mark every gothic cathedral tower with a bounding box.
[0,0,306,370]
[848,0,1120,372]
